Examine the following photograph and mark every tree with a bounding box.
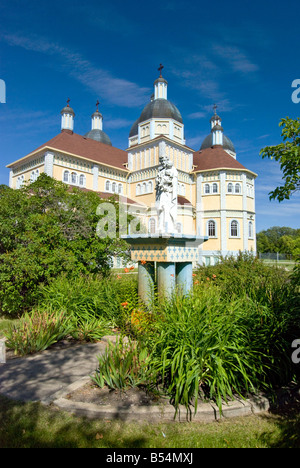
[260,117,300,201]
[0,174,131,316]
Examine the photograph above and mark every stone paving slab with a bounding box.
[0,341,108,403]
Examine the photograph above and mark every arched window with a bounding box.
[228,182,233,193]
[230,220,238,237]
[79,174,85,187]
[16,175,24,189]
[118,183,123,194]
[71,172,77,184]
[142,182,147,194]
[212,183,218,193]
[112,182,117,193]
[136,184,141,196]
[149,218,156,234]
[148,181,153,192]
[105,180,111,192]
[204,183,210,194]
[235,183,241,193]
[208,220,216,237]
[176,222,182,234]
[63,170,70,183]
[181,184,185,196]
[248,221,253,238]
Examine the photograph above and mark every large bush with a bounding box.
[0,175,130,317]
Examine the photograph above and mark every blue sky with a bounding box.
[0,0,299,232]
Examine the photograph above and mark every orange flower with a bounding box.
[194,280,199,285]
[170,274,174,277]
[212,274,217,279]
[130,266,135,270]
[117,275,121,279]
[124,268,129,273]
[192,273,196,277]
[141,260,147,265]
[121,302,128,307]
[206,277,210,281]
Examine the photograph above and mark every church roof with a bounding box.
[193,146,256,175]
[9,131,128,171]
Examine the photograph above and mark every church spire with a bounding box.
[210,105,223,146]
[154,64,168,100]
[61,98,75,133]
[91,100,103,131]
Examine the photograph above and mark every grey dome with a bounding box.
[84,129,112,145]
[140,99,182,124]
[61,105,75,116]
[129,98,183,137]
[200,133,235,153]
[129,118,140,138]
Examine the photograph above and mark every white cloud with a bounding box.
[1,33,150,108]
[212,44,259,75]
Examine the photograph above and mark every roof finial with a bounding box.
[66,98,70,107]
[96,99,100,111]
[213,103,218,115]
[158,63,164,77]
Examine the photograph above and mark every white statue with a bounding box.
[155,148,178,234]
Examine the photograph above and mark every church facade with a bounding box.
[6,68,257,266]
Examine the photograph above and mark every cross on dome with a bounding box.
[158,63,164,77]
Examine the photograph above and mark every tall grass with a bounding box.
[38,273,139,329]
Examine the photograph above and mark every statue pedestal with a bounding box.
[122,234,208,303]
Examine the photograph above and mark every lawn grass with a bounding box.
[0,394,299,448]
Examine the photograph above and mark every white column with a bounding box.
[44,152,54,177]
[242,173,248,251]
[93,164,99,191]
[220,171,227,253]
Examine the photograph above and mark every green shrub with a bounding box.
[5,309,75,356]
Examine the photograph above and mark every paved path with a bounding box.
[0,340,109,404]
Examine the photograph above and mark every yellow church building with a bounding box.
[6,68,257,266]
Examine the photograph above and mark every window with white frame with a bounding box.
[149,218,156,234]
[212,182,218,193]
[148,180,153,192]
[71,172,78,184]
[136,183,141,196]
[16,175,24,189]
[248,221,253,238]
[230,220,239,237]
[79,174,86,187]
[105,180,111,192]
[207,220,216,237]
[112,182,117,193]
[235,183,241,193]
[118,183,123,194]
[227,182,233,193]
[204,183,210,194]
[30,169,39,183]
[63,170,70,183]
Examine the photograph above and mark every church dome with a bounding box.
[129,99,183,138]
[84,129,112,145]
[140,99,183,124]
[200,133,235,153]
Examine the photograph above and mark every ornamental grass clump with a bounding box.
[142,279,299,415]
[5,309,75,356]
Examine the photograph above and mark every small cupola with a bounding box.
[61,99,75,133]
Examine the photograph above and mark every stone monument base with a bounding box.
[122,234,208,304]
